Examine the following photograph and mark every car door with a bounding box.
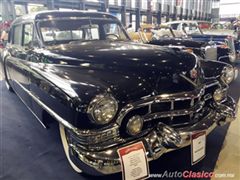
[6,23,34,108]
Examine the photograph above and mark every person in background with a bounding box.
[1,30,8,41]
[0,21,11,48]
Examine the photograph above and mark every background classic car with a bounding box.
[165,20,240,63]
[0,11,237,176]
[129,24,237,66]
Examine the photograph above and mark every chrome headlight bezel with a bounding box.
[87,94,118,125]
[221,66,235,84]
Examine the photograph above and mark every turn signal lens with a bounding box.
[127,115,143,135]
[213,89,225,103]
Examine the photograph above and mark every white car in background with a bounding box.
[165,20,238,39]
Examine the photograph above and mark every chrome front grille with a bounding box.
[143,100,203,122]
[119,88,206,128]
[150,98,199,114]
[118,81,221,130]
[205,46,217,60]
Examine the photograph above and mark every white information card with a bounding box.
[118,142,149,180]
[191,131,206,165]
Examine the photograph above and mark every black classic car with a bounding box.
[0,11,237,176]
[129,24,237,69]
[147,26,235,64]
[165,20,240,63]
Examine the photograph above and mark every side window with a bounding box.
[8,29,11,43]
[13,25,22,45]
[103,23,126,40]
[23,24,33,46]
[170,23,179,30]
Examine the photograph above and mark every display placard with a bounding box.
[191,131,206,165]
[118,142,149,180]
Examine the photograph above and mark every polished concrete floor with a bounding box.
[211,100,240,180]
[0,64,239,180]
[211,64,240,180]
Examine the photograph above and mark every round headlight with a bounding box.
[221,66,235,84]
[127,115,143,135]
[213,89,225,103]
[88,94,118,125]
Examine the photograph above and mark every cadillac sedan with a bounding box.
[0,11,237,176]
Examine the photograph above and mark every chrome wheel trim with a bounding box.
[59,124,82,173]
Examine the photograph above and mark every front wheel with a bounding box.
[59,124,82,173]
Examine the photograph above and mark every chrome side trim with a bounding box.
[14,80,80,132]
[12,81,47,129]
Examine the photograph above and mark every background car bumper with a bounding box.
[68,96,237,176]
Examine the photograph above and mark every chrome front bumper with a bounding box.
[68,96,237,176]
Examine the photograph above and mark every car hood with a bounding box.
[148,38,207,48]
[191,34,228,42]
[202,29,237,38]
[34,41,198,104]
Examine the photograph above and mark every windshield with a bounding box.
[182,23,202,35]
[172,30,187,38]
[38,18,129,45]
[151,28,174,39]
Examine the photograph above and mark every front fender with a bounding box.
[200,59,231,78]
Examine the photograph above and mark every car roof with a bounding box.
[12,10,117,25]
